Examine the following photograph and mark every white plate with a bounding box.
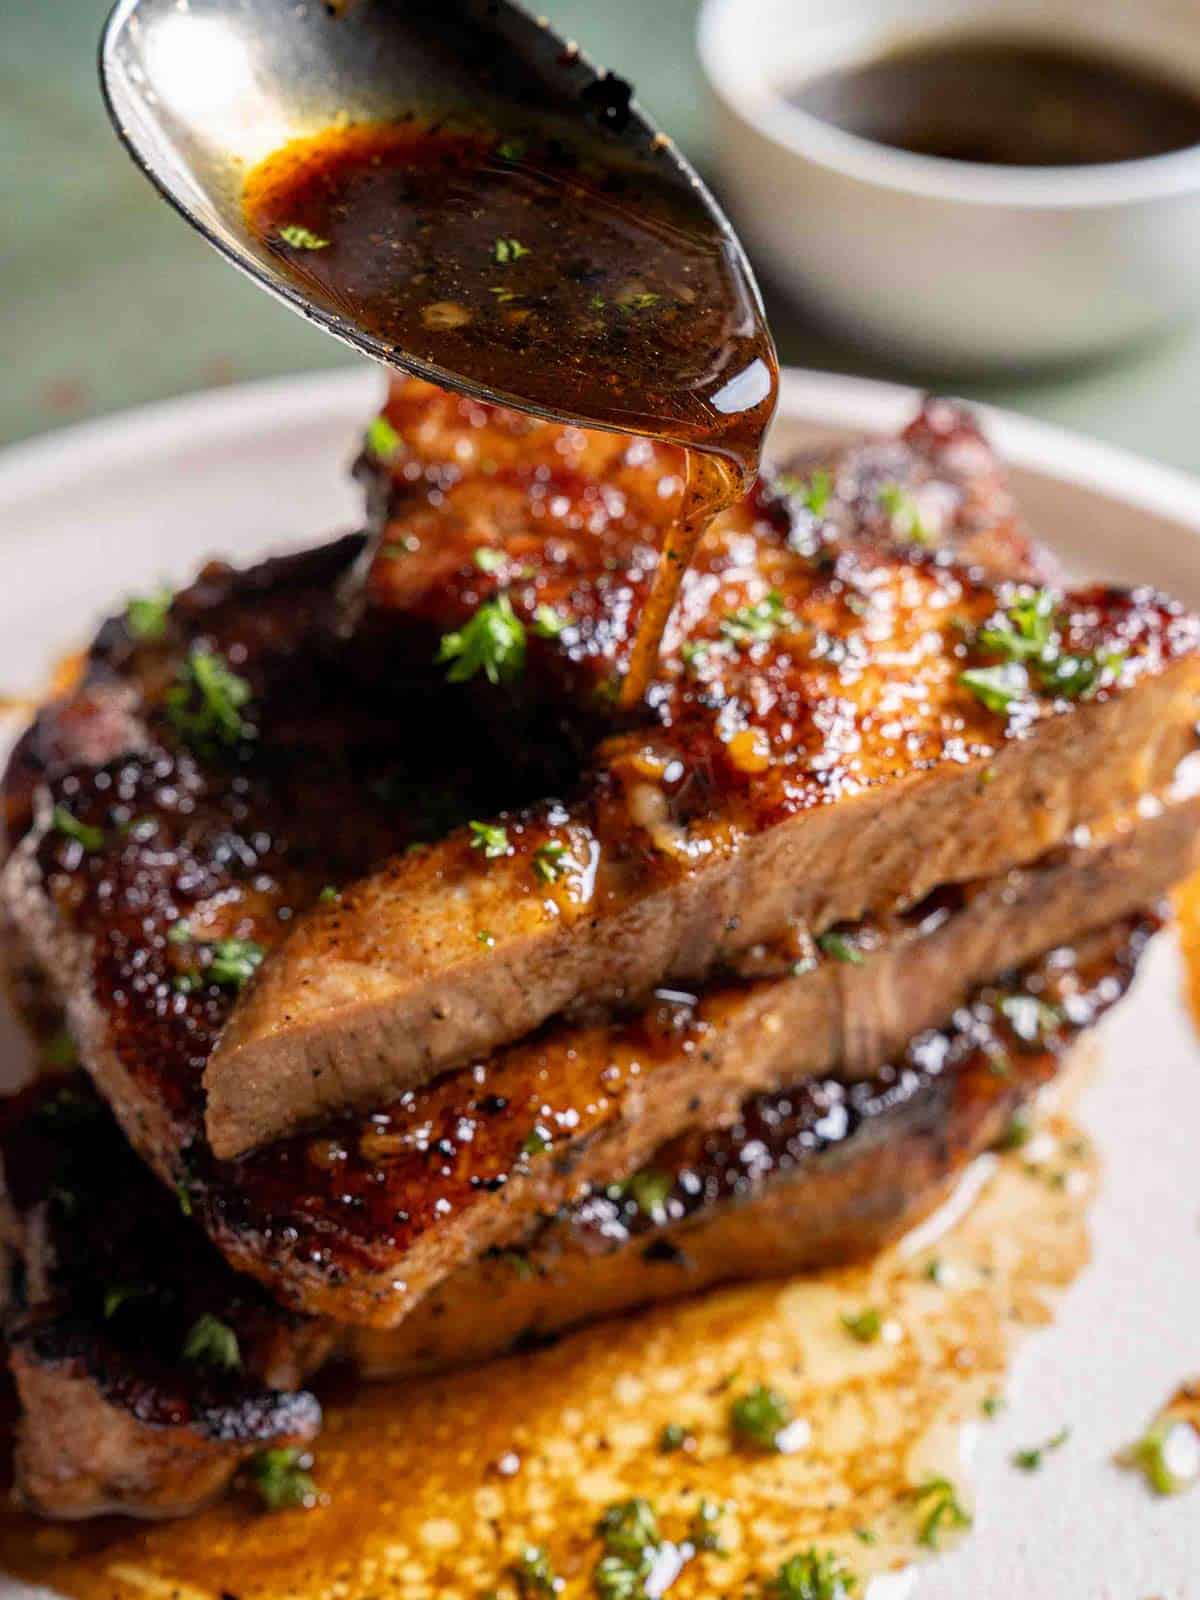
[1,367,1197,1597]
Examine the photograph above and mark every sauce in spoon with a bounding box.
[243,116,777,704]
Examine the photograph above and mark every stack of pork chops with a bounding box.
[1,381,1197,1519]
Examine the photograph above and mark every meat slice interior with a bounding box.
[0,914,1150,1518]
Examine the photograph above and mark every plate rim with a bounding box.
[2,363,1200,540]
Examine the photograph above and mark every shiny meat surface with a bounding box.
[207,381,1200,1151]
[352,378,1049,716]
[1,915,1150,1516]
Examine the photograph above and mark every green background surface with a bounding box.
[6,0,1200,470]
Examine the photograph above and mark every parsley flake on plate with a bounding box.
[245,1446,316,1511]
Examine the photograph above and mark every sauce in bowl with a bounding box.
[788,35,1200,168]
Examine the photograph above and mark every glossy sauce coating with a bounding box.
[244,120,778,699]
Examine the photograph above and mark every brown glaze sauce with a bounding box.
[243,120,777,704]
[0,1094,1097,1600]
[789,35,1200,168]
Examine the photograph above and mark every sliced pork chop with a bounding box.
[196,798,1194,1324]
[1,916,1149,1516]
[210,554,1200,1153]
[349,912,1152,1377]
[11,775,1186,1330]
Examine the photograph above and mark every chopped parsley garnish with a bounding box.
[719,590,796,648]
[207,938,265,990]
[366,414,401,462]
[1120,1412,1200,1496]
[176,1180,194,1216]
[688,1497,726,1553]
[532,840,570,883]
[533,603,570,639]
[469,820,510,859]
[496,137,528,162]
[437,594,526,684]
[982,1393,1004,1419]
[511,1545,562,1596]
[840,1307,883,1343]
[961,590,1127,715]
[171,932,264,995]
[183,1313,242,1371]
[777,467,832,517]
[923,1257,950,1286]
[166,646,254,751]
[817,931,864,966]
[318,885,340,904]
[473,546,505,574]
[246,1447,316,1511]
[40,1030,79,1071]
[51,804,103,853]
[877,482,931,545]
[658,1422,691,1453]
[764,1548,857,1599]
[999,993,1061,1044]
[1036,647,1127,700]
[977,589,1056,660]
[125,584,173,641]
[278,224,329,250]
[910,1476,971,1548]
[1012,1426,1070,1472]
[593,1499,662,1598]
[996,1109,1033,1151]
[597,1499,659,1561]
[103,1283,150,1319]
[731,1384,794,1452]
[959,663,1027,714]
[521,1125,551,1157]
[623,1168,672,1218]
[493,236,529,263]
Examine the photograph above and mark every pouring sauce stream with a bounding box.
[243,118,777,703]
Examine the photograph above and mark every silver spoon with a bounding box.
[99,0,768,434]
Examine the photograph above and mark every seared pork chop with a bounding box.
[206,387,1200,1152]
[4,525,1197,1323]
[0,1077,326,1520]
[2,916,1149,1516]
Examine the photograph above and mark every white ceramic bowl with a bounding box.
[698,0,1200,370]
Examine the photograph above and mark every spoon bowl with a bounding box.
[100,0,762,430]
